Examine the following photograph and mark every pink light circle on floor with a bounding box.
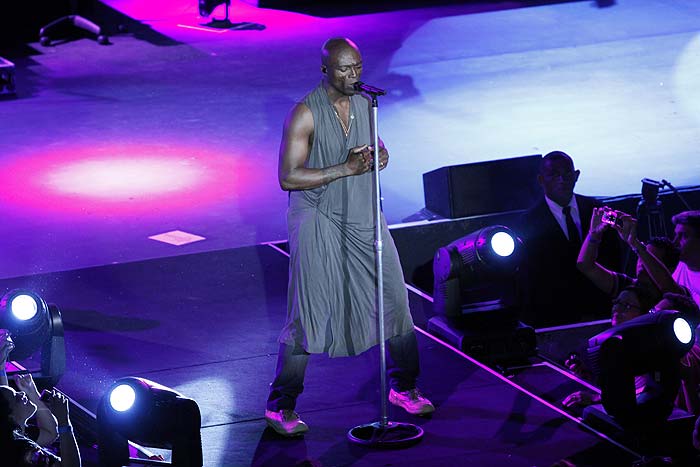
[0,143,257,216]
[47,158,204,199]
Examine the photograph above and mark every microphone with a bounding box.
[353,81,386,96]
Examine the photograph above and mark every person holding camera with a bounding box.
[1,329,81,466]
[577,207,683,301]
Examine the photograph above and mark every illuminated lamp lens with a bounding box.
[10,295,39,321]
[491,231,515,257]
[673,317,692,345]
[110,384,137,412]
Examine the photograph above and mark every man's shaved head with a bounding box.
[321,37,360,67]
[319,37,363,96]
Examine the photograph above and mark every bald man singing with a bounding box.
[265,38,434,437]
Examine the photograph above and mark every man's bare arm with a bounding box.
[278,103,369,191]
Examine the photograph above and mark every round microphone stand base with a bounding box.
[347,421,424,448]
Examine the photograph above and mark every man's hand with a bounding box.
[376,146,389,171]
[344,145,372,176]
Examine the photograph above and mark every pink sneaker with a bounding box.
[264,409,309,436]
[389,388,435,416]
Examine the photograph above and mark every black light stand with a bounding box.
[347,83,424,448]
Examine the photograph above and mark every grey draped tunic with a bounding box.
[279,82,414,357]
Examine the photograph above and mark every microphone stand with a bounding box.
[347,87,424,448]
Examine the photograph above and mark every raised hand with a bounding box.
[14,373,41,401]
[589,207,609,238]
[614,213,642,250]
[42,389,70,426]
[0,329,15,363]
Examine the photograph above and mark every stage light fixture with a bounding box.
[432,225,523,321]
[199,0,233,26]
[0,289,65,387]
[199,0,229,17]
[428,225,535,364]
[586,310,695,427]
[98,377,203,467]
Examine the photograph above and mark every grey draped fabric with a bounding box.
[279,82,414,357]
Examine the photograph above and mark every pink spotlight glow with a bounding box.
[0,144,256,217]
[47,157,205,199]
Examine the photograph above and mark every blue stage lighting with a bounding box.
[673,317,692,345]
[98,377,202,467]
[490,231,515,257]
[9,293,40,321]
[429,225,535,364]
[587,310,695,426]
[433,225,523,320]
[109,384,137,412]
[0,289,65,387]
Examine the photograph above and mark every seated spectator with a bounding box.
[1,329,81,466]
[577,207,681,302]
[671,210,700,306]
[563,293,700,416]
[564,285,655,397]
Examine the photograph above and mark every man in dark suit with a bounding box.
[518,151,621,328]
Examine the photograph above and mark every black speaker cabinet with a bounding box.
[423,154,542,219]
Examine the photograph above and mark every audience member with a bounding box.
[564,285,655,390]
[1,329,81,466]
[518,151,621,327]
[563,293,700,417]
[671,211,700,306]
[577,208,681,300]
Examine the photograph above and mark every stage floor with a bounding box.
[0,244,640,466]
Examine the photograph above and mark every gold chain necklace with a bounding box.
[331,104,353,137]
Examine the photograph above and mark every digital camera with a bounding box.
[601,209,620,227]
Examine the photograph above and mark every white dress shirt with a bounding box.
[544,194,582,242]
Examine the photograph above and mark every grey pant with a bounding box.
[267,331,420,411]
